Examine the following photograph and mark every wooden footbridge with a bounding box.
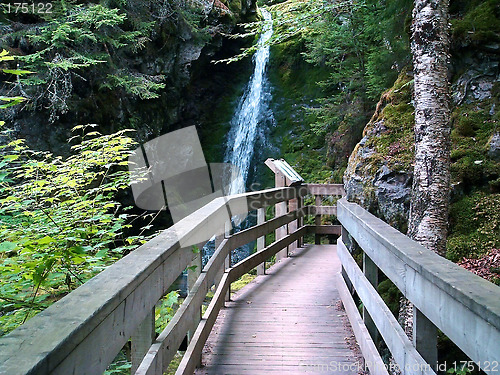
[1,161,499,375]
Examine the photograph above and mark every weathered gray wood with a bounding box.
[224,220,231,303]
[312,205,337,216]
[363,253,379,343]
[135,238,233,375]
[188,249,202,346]
[0,187,304,375]
[256,208,266,275]
[413,307,438,370]
[306,183,345,196]
[275,173,288,260]
[230,207,306,250]
[306,224,342,236]
[337,198,500,371]
[336,262,389,375]
[337,240,436,375]
[297,195,303,248]
[229,227,306,282]
[340,226,353,293]
[288,198,298,253]
[176,273,231,375]
[131,309,155,374]
[315,195,322,244]
[199,245,367,375]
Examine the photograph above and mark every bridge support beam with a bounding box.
[257,207,266,275]
[131,309,155,374]
[297,195,303,248]
[275,173,288,260]
[340,228,353,294]
[315,195,322,244]
[413,307,438,370]
[363,253,379,344]
[288,197,298,253]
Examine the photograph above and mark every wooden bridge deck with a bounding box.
[196,245,364,375]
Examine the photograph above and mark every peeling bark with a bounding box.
[409,0,451,256]
[398,0,451,356]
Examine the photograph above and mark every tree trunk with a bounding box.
[394,0,451,369]
[408,0,451,256]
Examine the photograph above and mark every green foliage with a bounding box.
[104,351,132,375]
[2,1,165,122]
[447,193,500,261]
[0,50,29,109]
[377,279,402,317]
[155,290,180,334]
[0,125,143,335]
[102,71,166,100]
[451,0,500,47]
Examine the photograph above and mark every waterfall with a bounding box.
[225,9,273,194]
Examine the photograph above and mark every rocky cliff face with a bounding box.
[343,0,500,259]
[0,0,257,153]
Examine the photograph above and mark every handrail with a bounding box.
[337,197,500,374]
[0,186,307,375]
[135,206,310,374]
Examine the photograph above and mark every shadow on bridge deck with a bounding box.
[196,245,365,375]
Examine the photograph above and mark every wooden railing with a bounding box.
[337,197,500,375]
[0,184,344,375]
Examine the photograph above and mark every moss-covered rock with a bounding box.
[343,69,414,231]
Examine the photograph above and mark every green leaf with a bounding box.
[38,236,56,245]
[2,69,34,75]
[0,241,17,253]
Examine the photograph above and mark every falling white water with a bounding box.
[225,9,273,194]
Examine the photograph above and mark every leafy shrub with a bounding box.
[447,192,500,261]
[0,124,143,335]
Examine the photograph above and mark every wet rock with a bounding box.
[489,133,500,161]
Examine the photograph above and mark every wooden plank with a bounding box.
[315,195,322,245]
[337,198,500,371]
[136,239,232,375]
[0,186,309,375]
[199,245,369,375]
[229,227,306,282]
[176,273,231,375]
[306,183,345,196]
[275,173,288,260]
[230,207,306,249]
[256,208,265,275]
[312,205,337,216]
[306,224,342,236]
[131,310,155,374]
[336,250,389,375]
[288,198,298,253]
[337,240,435,375]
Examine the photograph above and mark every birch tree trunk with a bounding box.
[395,0,451,367]
[408,0,451,256]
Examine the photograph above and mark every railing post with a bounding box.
[413,307,438,370]
[256,207,266,275]
[131,309,155,374]
[275,173,288,260]
[340,227,353,293]
[315,195,321,244]
[297,194,303,248]
[288,197,298,254]
[188,247,202,342]
[225,220,231,302]
[363,253,379,343]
